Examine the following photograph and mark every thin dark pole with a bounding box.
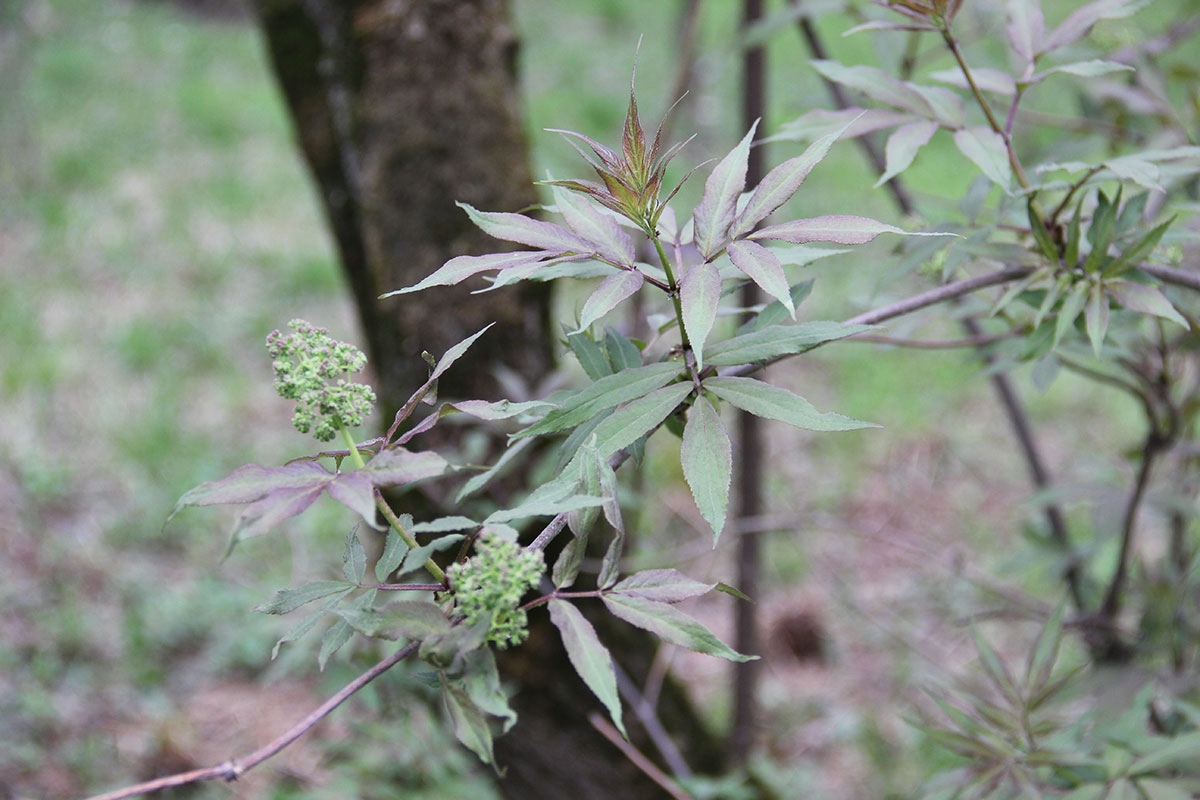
[730,0,766,764]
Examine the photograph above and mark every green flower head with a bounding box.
[447,533,545,649]
[265,319,376,442]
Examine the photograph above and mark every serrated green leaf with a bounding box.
[1103,217,1173,278]
[514,362,683,440]
[611,568,715,602]
[270,596,344,659]
[693,121,759,259]
[549,599,625,737]
[971,624,1020,703]
[397,534,464,577]
[376,525,410,582]
[342,529,367,584]
[1085,281,1109,357]
[410,516,479,534]
[256,581,355,615]
[604,328,643,372]
[441,676,495,764]
[1054,282,1089,347]
[748,280,815,332]
[318,618,353,670]
[598,522,625,591]
[567,443,603,542]
[707,321,874,366]
[337,600,451,641]
[1028,198,1059,263]
[602,594,755,661]
[461,649,517,734]
[582,382,693,459]
[705,376,876,432]
[566,330,613,380]
[553,535,588,589]
[1129,732,1200,775]
[485,493,604,525]
[1084,188,1120,273]
[456,437,536,504]
[680,397,732,543]
[1065,198,1083,266]
[1025,598,1067,692]
[680,261,722,369]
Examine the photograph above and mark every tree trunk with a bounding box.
[253,0,550,407]
[251,2,723,798]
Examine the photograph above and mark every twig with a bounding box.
[844,268,1033,327]
[1101,433,1164,618]
[587,713,696,800]
[614,662,694,780]
[83,642,419,800]
[846,331,1018,349]
[1142,263,1200,294]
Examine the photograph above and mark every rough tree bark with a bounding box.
[251,2,722,797]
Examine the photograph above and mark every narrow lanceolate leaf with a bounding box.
[1107,281,1190,328]
[875,121,939,188]
[1007,0,1045,69]
[680,261,723,369]
[954,127,1011,192]
[1054,281,1089,347]
[809,60,933,118]
[554,186,635,266]
[171,461,332,514]
[749,215,953,246]
[1103,217,1173,278]
[441,677,495,765]
[928,67,1017,96]
[585,382,694,459]
[461,649,517,734]
[382,250,552,297]
[610,569,715,603]
[548,599,625,737]
[1085,282,1109,356]
[255,581,354,615]
[708,321,873,366]
[578,271,645,331]
[1035,59,1133,81]
[705,376,876,432]
[337,600,450,641]
[358,449,451,488]
[733,117,855,237]
[1025,599,1067,691]
[485,494,605,525]
[514,362,682,440]
[692,121,759,259]
[376,527,409,581]
[457,202,589,253]
[680,397,732,543]
[602,594,755,662]
[388,324,496,440]
[1043,0,1145,54]
[343,529,367,583]
[726,241,794,318]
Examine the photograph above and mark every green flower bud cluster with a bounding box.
[265,319,376,442]
[446,534,545,649]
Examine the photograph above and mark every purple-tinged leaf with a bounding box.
[749,215,950,245]
[1033,59,1134,82]
[770,107,913,144]
[844,19,938,35]
[338,600,450,641]
[809,60,933,118]
[706,321,875,367]
[457,202,590,253]
[173,461,331,512]
[381,251,553,297]
[1107,281,1189,328]
[327,473,380,530]
[548,599,625,737]
[446,399,554,421]
[1007,0,1045,70]
[929,67,1016,96]
[579,270,645,331]
[692,121,759,259]
[680,261,723,368]
[602,594,755,662]
[1042,0,1145,54]
[360,448,450,487]
[554,187,636,266]
[547,128,622,173]
[480,254,580,291]
[705,376,877,432]
[514,362,684,440]
[726,241,794,318]
[385,324,495,443]
[680,396,732,544]
[875,120,939,188]
[954,127,1012,193]
[233,484,327,543]
[908,85,965,128]
[1104,156,1162,193]
[611,568,716,603]
[733,116,858,238]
